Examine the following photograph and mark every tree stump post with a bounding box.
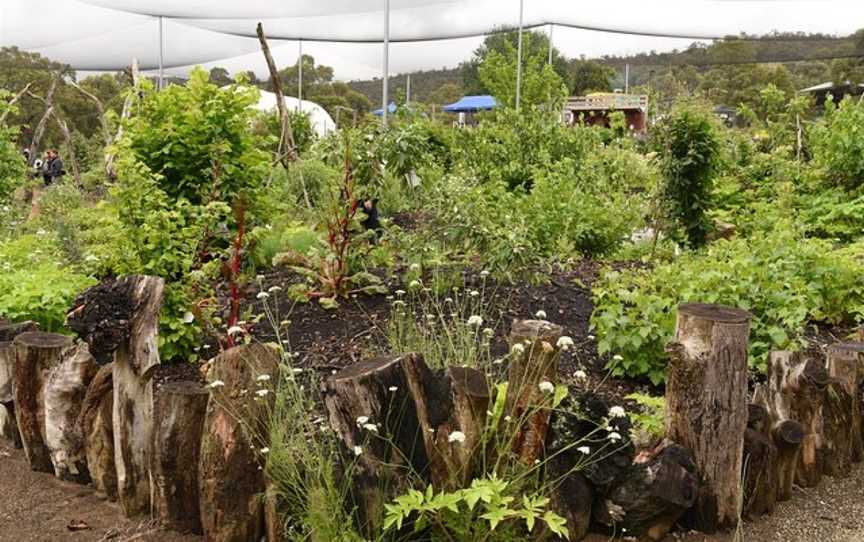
[664,303,751,533]
[323,354,428,536]
[151,381,209,534]
[742,404,777,517]
[199,343,280,542]
[0,342,22,447]
[12,332,73,472]
[400,354,490,490]
[821,379,855,478]
[113,275,164,517]
[789,357,828,487]
[505,319,563,465]
[826,342,864,463]
[44,344,98,482]
[78,364,116,499]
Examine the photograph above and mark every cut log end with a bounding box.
[15,331,72,349]
[677,303,753,324]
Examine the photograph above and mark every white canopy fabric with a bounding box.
[3,0,864,71]
[254,91,336,137]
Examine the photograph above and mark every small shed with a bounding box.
[564,93,649,133]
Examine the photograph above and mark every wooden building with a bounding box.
[564,93,649,133]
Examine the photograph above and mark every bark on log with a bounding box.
[199,344,280,542]
[742,404,777,517]
[113,275,164,517]
[821,379,855,478]
[78,364,116,499]
[592,441,699,541]
[151,381,209,534]
[826,342,864,463]
[664,303,751,533]
[323,354,428,536]
[12,332,73,472]
[264,479,283,542]
[0,342,22,447]
[505,319,563,465]
[44,344,98,482]
[791,357,828,487]
[0,321,38,342]
[400,354,489,490]
[549,459,593,541]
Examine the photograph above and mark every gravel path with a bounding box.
[3,437,864,542]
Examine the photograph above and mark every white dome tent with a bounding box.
[253,91,336,137]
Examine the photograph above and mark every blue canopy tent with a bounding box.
[442,95,497,113]
[372,102,398,116]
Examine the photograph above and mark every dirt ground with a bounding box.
[0,440,198,542]
[3,437,864,542]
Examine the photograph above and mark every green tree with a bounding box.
[0,91,27,200]
[568,58,614,95]
[462,29,568,95]
[478,32,568,109]
[427,82,463,105]
[208,67,234,87]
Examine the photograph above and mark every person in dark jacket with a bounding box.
[360,197,382,240]
[41,149,64,186]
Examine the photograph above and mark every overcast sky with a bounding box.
[3,0,864,81]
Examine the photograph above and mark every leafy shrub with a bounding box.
[625,393,666,443]
[0,92,26,201]
[592,227,864,383]
[811,96,864,191]
[0,234,95,330]
[653,103,723,247]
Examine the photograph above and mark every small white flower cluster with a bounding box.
[227,325,245,336]
[448,431,466,444]
[557,336,574,351]
[538,381,555,394]
[573,369,588,382]
[609,406,627,418]
[467,315,483,327]
[208,380,225,389]
[356,415,379,433]
[535,310,547,319]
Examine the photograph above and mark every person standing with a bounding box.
[42,149,64,186]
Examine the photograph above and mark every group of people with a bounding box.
[22,148,65,186]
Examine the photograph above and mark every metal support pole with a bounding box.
[515,0,524,111]
[157,16,164,90]
[382,0,390,126]
[548,24,553,66]
[625,63,630,94]
[406,74,411,104]
[298,39,303,112]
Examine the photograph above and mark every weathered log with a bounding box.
[664,303,751,532]
[505,319,563,464]
[0,321,38,343]
[78,364,116,499]
[549,458,593,541]
[113,275,164,517]
[323,354,428,536]
[790,357,828,487]
[821,379,855,478]
[0,342,22,447]
[400,354,489,490]
[200,343,279,542]
[12,331,73,472]
[44,343,98,482]
[592,441,699,541]
[742,404,777,518]
[826,342,864,463]
[67,278,137,365]
[264,479,284,542]
[150,380,209,534]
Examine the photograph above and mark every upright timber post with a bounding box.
[665,303,752,532]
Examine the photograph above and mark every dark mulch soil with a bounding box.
[153,361,205,391]
[213,260,658,407]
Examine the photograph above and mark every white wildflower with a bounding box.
[268,285,282,293]
[482,328,494,337]
[388,386,398,392]
[504,416,512,423]
[557,336,574,350]
[353,446,363,456]
[492,358,504,365]
[535,310,547,319]
[256,389,269,397]
[291,368,303,374]
[573,370,588,381]
[578,446,591,455]
[227,326,244,336]
[469,290,480,297]
[538,381,555,394]
[260,447,270,454]
[612,354,624,361]
[448,431,466,444]
[609,406,627,418]
[480,270,490,278]
[587,334,596,340]
[208,380,225,389]
[182,311,195,324]
[608,431,622,442]
[409,280,421,288]
[362,423,379,433]
[395,289,406,296]
[467,315,483,327]
[356,416,370,426]
[409,263,421,271]
[511,343,525,355]
[256,292,270,300]
[256,374,271,382]
[445,298,454,303]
